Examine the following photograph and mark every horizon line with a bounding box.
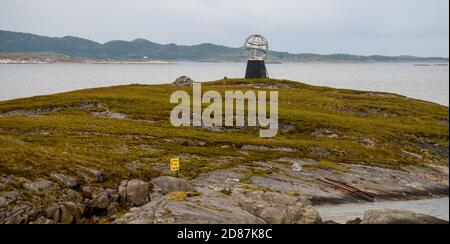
[1,29,449,59]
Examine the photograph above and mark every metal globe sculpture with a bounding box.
[244,34,269,60]
[244,34,269,79]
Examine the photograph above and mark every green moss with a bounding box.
[240,184,272,192]
[0,78,447,188]
[304,161,346,172]
[168,191,202,201]
[239,177,252,184]
[220,188,233,196]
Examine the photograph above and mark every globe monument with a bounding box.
[244,34,269,79]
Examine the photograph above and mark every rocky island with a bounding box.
[0,78,448,224]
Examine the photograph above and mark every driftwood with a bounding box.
[317,178,375,202]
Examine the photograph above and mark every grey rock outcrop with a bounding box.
[233,190,322,224]
[285,201,322,224]
[0,191,21,207]
[114,190,265,224]
[23,179,54,192]
[361,209,448,224]
[258,207,286,224]
[117,179,150,206]
[114,188,322,224]
[127,179,149,206]
[45,202,85,224]
[92,190,110,209]
[151,176,194,194]
[118,180,128,202]
[51,173,79,188]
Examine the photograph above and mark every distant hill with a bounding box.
[1,30,448,62]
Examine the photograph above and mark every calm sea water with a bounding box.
[0,62,448,105]
[316,197,449,224]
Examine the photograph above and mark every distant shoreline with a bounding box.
[1,30,449,64]
[0,59,177,65]
[85,60,176,65]
[0,59,448,65]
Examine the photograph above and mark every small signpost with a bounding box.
[170,158,180,176]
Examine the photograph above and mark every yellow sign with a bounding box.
[170,158,180,171]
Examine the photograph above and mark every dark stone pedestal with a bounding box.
[245,60,268,79]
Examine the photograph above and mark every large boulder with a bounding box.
[126,179,150,206]
[361,209,448,224]
[152,176,194,194]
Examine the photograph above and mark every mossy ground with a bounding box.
[0,78,448,190]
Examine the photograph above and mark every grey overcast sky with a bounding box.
[0,0,448,57]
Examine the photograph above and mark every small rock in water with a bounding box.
[361,209,448,224]
[172,76,194,86]
[346,217,362,224]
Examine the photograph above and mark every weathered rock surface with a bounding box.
[114,187,322,224]
[79,167,104,183]
[23,179,55,192]
[258,207,286,224]
[118,180,128,202]
[1,151,448,224]
[286,201,322,224]
[152,176,194,194]
[114,190,261,224]
[51,173,79,188]
[241,144,297,152]
[0,202,34,224]
[361,209,448,224]
[204,159,449,205]
[126,179,150,206]
[1,175,127,224]
[92,190,110,209]
[0,191,21,207]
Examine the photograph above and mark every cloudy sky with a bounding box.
[0,0,448,56]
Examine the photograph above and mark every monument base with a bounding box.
[245,60,268,79]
